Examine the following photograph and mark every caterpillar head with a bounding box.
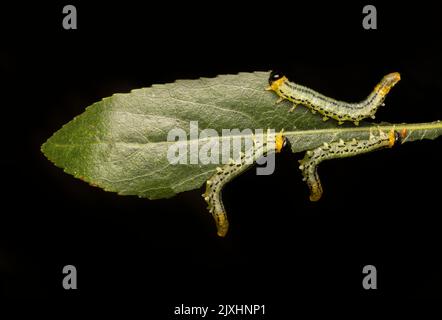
[267,71,287,92]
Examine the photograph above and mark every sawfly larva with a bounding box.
[202,130,286,237]
[266,71,401,125]
[299,128,407,201]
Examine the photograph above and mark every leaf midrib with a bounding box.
[44,120,442,149]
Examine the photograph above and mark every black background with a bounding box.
[1,0,441,313]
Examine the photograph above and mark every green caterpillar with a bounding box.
[299,129,406,201]
[202,131,286,237]
[266,71,401,125]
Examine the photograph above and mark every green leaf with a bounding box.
[41,72,442,199]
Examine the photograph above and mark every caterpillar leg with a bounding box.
[275,97,284,105]
[289,104,298,112]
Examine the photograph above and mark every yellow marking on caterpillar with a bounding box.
[275,129,285,153]
[388,129,396,147]
[376,72,401,96]
[215,212,229,237]
[266,76,287,93]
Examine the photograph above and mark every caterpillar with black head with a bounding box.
[266,71,401,125]
[202,130,286,237]
[299,128,407,201]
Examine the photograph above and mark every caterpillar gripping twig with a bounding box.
[202,131,286,237]
[298,129,406,201]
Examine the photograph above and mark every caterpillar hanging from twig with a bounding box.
[266,71,401,125]
[202,130,286,237]
[299,128,407,201]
